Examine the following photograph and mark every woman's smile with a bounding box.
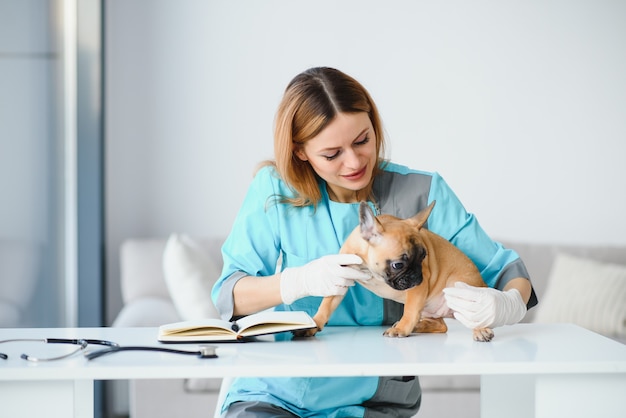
[342,166,367,181]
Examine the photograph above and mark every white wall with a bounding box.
[105,0,626,323]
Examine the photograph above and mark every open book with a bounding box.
[158,310,317,342]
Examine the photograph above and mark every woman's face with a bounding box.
[296,112,377,203]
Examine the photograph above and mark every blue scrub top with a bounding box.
[212,162,533,416]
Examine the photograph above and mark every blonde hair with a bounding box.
[262,67,386,207]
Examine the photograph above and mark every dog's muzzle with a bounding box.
[387,270,422,290]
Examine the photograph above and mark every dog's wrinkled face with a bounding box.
[364,229,427,290]
[358,203,431,291]
[381,237,427,290]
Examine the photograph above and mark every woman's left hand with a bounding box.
[443,282,527,329]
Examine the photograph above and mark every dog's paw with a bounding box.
[472,327,494,342]
[292,327,320,338]
[383,326,411,338]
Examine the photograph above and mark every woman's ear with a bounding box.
[294,148,308,161]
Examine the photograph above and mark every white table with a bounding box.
[1,321,625,418]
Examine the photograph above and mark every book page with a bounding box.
[235,311,316,335]
[159,318,233,336]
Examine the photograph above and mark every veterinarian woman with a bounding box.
[212,67,537,417]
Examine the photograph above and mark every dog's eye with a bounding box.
[389,254,411,272]
[390,262,404,271]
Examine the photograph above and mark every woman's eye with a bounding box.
[324,151,340,161]
[321,135,369,160]
[355,135,370,146]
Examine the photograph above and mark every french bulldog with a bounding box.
[297,200,494,342]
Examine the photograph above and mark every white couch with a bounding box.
[0,240,39,327]
[112,236,626,418]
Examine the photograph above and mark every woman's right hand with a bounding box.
[280,254,371,304]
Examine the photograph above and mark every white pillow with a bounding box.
[162,234,221,321]
[534,252,626,337]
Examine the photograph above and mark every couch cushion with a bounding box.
[499,241,626,322]
[120,239,171,303]
[112,297,180,327]
[0,240,39,309]
[533,253,626,337]
[163,234,221,321]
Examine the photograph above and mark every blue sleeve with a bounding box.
[211,167,283,319]
[426,173,531,292]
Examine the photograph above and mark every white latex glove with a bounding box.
[280,254,371,305]
[443,282,527,329]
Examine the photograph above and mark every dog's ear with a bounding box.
[359,202,384,244]
[410,200,436,230]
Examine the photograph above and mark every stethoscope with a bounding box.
[0,338,217,362]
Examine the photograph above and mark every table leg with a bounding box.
[481,374,534,418]
[0,379,94,418]
[481,374,626,418]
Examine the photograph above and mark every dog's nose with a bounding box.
[389,271,422,290]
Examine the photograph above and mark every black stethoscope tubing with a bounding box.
[0,338,217,361]
[85,345,218,360]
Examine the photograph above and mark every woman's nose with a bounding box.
[343,149,360,168]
